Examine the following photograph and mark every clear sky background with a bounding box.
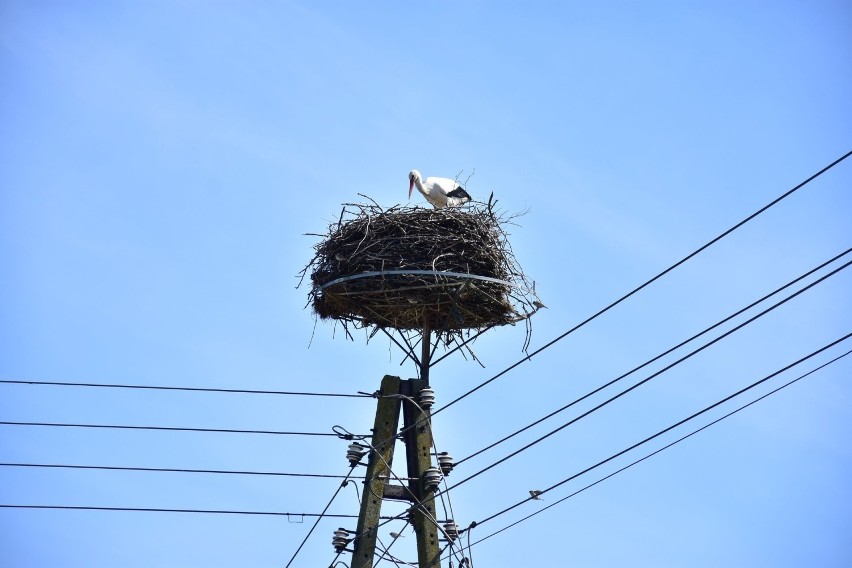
[1,1,850,567]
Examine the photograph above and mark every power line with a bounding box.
[0,463,351,478]
[449,258,850,490]
[342,153,850,564]
[0,379,373,398]
[0,421,357,437]
[455,247,851,467]
[429,150,852,419]
[350,151,852,488]
[320,151,847,563]
[322,162,852,556]
[285,466,359,568]
[469,347,852,548]
[0,504,381,518]
[475,331,852,527]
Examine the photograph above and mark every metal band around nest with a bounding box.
[317,270,518,292]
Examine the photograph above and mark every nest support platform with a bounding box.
[316,270,521,331]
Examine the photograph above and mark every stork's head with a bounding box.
[408,170,421,198]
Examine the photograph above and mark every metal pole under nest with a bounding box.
[421,315,431,385]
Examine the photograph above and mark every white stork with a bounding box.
[408,170,472,208]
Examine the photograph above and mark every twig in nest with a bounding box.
[299,200,543,363]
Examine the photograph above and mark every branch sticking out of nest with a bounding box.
[299,200,543,358]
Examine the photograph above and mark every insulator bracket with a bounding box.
[437,452,454,476]
[422,466,443,492]
[346,442,367,466]
[418,387,436,409]
[332,527,350,552]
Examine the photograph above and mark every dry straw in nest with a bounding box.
[300,198,542,351]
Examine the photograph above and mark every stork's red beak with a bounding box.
[408,179,414,198]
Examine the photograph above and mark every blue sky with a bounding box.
[1,1,850,566]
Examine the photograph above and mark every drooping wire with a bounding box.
[0,421,361,437]
[470,347,852,546]
[342,479,361,504]
[456,247,852,467]
[429,150,852,419]
[0,379,374,398]
[448,259,850,491]
[473,331,852,527]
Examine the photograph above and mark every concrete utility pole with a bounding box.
[351,374,441,568]
[352,375,402,568]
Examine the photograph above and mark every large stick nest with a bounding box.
[300,199,542,345]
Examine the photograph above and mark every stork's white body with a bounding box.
[408,169,472,208]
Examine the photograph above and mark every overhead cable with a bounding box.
[0,379,372,398]
[448,258,850,489]
[0,504,375,518]
[470,346,852,547]
[0,421,355,437]
[456,247,851,467]
[430,150,852,418]
[0,463,351,478]
[475,331,852,526]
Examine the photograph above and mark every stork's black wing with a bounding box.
[446,187,471,200]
